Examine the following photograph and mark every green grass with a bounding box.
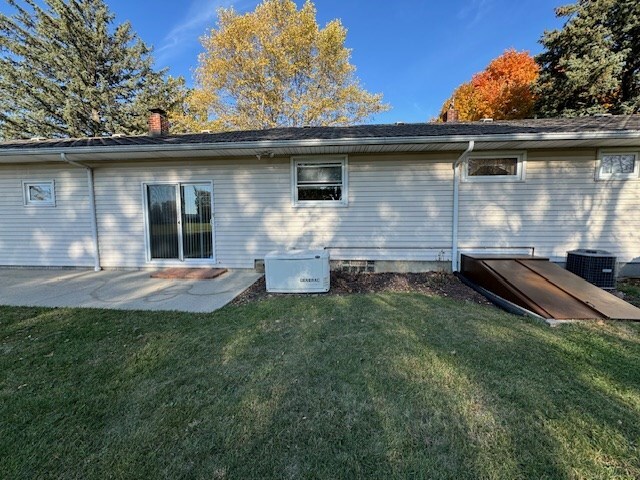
[1,294,639,479]
[618,280,640,308]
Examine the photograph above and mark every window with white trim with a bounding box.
[292,156,347,205]
[597,151,638,180]
[23,180,56,206]
[463,153,526,182]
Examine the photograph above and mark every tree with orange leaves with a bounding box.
[439,49,539,121]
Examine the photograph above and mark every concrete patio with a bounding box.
[0,268,261,312]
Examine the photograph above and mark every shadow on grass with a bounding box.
[390,295,640,479]
[173,295,638,478]
[1,297,639,479]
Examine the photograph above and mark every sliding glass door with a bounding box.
[147,184,180,259]
[180,184,213,259]
[146,182,214,262]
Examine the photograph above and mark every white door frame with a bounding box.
[142,181,216,265]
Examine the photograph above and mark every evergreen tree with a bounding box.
[535,0,640,117]
[0,0,186,139]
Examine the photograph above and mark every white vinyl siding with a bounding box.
[0,165,94,267]
[458,149,640,264]
[93,155,455,268]
[2,148,640,271]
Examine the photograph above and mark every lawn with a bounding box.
[618,279,640,308]
[1,293,639,479]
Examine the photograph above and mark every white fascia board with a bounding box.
[0,130,639,161]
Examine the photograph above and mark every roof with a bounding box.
[2,114,640,151]
[1,115,640,164]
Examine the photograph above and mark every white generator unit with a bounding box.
[264,250,330,293]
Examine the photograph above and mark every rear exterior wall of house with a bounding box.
[459,149,640,275]
[0,164,94,267]
[0,148,639,274]
[91,154,456,269]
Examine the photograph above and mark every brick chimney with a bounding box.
[442,103,459,123]
[148,108,169,136]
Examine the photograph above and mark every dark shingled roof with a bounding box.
[1,115,640,151]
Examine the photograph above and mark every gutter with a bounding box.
[0,129,639,158]
[60,153,101,272]
[451,140,474,272]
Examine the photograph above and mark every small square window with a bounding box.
[463,153,525,182]
[292,156,347,206]
[23,180,56,206]
[597,152,638,180]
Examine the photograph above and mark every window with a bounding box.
[292,156,347,205]
[597,151,638,180]
[23,180,55,206]
[463,153,526,182]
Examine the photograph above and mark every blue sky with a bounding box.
[2,0,566,124]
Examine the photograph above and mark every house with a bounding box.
[1,111,639,276]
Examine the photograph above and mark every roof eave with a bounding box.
[0,130,639,161]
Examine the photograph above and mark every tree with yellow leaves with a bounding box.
[439,49,539,121]
[174,0,388,132]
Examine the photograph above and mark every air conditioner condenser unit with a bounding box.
[265,250,330,293]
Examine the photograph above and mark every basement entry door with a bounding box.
[145,182,215,262]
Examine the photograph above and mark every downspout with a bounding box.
[451,140,474,272]
[61,153,101,271]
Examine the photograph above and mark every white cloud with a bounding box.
[155,0,245,66]
[457,0,494,26]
